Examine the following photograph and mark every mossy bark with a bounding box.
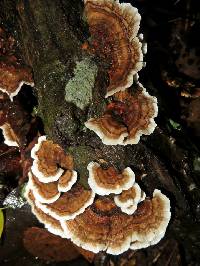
[1,0,200,265]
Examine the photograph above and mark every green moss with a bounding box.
[65,57,98,110]
[67,145,96,189]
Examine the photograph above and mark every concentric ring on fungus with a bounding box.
[0,55,34,101]
[25,184,65,238]
[0,122,19,147]
[85,84,158,145]
[61,190,171,255]
[87,161,135,195]
[35,184,95,221]
[23,0,171,256]
[84,0,143,97]
[114,183,146,215]
[28,172,61,204]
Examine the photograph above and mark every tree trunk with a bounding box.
[1,0,200,265]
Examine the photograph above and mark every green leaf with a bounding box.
[169,119,181,130]
[0,209,4,238]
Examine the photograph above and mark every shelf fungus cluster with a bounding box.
[85,84,158,145]
[84,0,143,97]
[0,27,34,101]
[26,139,171,255]
[24,0,170,257]
[83,0,158,145]
[25,136,95,237]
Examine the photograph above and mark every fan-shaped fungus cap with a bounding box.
[61,190,171,255]
[58,170,78,193]
[85,84,158,145]
[35,184,95,221]
[84,0,143,97]
[29,172,61,204]
[87,161,135,195]
[85,114,128,145]
[25,184,65,237]
[130,190,171,250]
[0,55,34,101]
[114,183,146,214]
[32,159,64,183]
[31,136,67,183]
[31,135,47,160]
[0,122,19,147]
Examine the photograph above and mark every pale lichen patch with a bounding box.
[65,57,98,110]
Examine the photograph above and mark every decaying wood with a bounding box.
[0,0,200,265]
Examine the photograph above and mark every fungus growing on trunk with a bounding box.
[25,186,65,237]
[0,55,34,101]
[31,137,75,183]
[61,190,171,255]
[0,122,19,147]
[84,0,143,97]
[29,172,61,204]
[0,27,34,101]
[114,183,146,214]
[30,135,77,189]
[26,136,171,255]
[22,0,171,257]
[85,84,158,145]
[35,184,95,221]
[87,161,135,195]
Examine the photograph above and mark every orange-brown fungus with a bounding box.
[0,122,19,146]
[85,85,158,145]
[87,161,135,195]
[84,0,143,97]
[61,190,171,255]
[114,183,145,214]
[36,184,95,220]
[30,172,60,203]
[0,55,33,100]
[26,189,64,237]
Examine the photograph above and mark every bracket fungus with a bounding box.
[87,161,135,195]
[28,172,61,204]
[22,0,171,257]
[84,0,143,97]
[114,183,146,215]
[26,143,171,255]
[0,122,19,147]
[85,84,158,145]
[25,136,95,237]
[25,186,65,237]
[30,136,77,186]
[61,190,171,255]
[0,27,34,101]
[0,55,34,101]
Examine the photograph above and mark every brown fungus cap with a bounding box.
[31,136,76,183]
[85,84,158,145]
[114,183,146,214]
[0,55,34,101]
[61,190,171,255]
[84,0,143,97]
[87,161,135,195]
[58,170,78,192]
[0,122,19,147]
[35,184,95,221]
[25,185,64,238]
[29,172,61,204]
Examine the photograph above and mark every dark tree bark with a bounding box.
[1,0,200,265]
